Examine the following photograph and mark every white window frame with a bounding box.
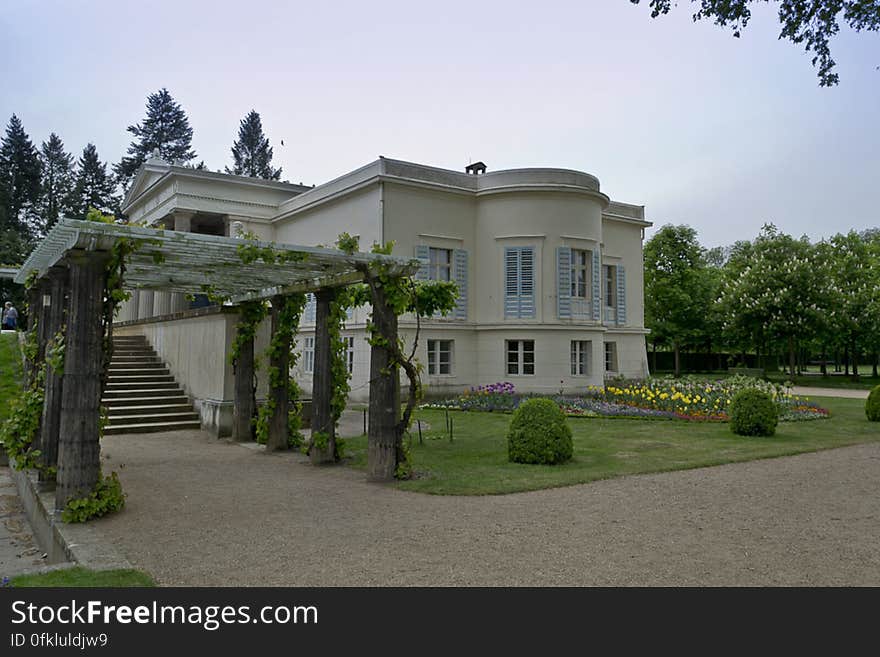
[604,341,618,373]
[571,340,591,376]
[343,335,355,374]
[427,339,454,376]
[428,247,452,282]
[570,249,591,300]
[506,340,535,376]
[304,336,315,374]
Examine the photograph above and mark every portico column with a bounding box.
[366,280,401,481]
[170,211,194,312]
[231,307,256,442]
[310,288,337,464]
[39,265,69,485]
[55,252,108,510]
[266,295,292,452]
[137,289,154,319]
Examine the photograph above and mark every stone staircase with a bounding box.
[102,334,201,435]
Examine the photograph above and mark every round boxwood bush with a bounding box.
[866,385,880,422]
[507,398,573,465]
[729,388,778,437]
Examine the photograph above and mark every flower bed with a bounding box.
[422,376,829,422]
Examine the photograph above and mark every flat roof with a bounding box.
[15,219,417,302]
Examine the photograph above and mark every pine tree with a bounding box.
[39,133,75,230]
[114,88,197,188]
[225,110,282,180]
[0,114,42,257]
[69,143,118,219]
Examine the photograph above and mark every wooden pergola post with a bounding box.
[39,265,69,485]
[310,288,337,464]
[55,252,107,510]
[367,284,401,481]
[266,295,291,452]
[232,311,256,442]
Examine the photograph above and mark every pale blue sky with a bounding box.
[1,0,878,246]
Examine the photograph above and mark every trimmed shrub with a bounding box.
[507,398,573,465]
[729,388,778,437]
[866,385,880,422]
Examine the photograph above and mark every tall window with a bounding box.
[343,336,355,374]
[507,340,535,376]
[571,340,591,376]
[604,342,618,373]
[570,249,591,299]
[604,264,616,308]
[427,340,453,375]
[428,247,452,281]
[304,337,315,374]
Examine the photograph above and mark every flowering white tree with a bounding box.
[718,225,825,377]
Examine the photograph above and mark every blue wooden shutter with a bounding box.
[453,249,468,320]
[520,247,535,318]
[504,247,519,318]
[556,246,571,319]
[591,250,601,321]
[616,265,627,326]
[414,244,430,280]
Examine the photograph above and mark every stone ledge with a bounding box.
[114,303,237,328]
[8,463,133,571]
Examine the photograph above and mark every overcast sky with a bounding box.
[2,0,878,247]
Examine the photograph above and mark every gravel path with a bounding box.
[95,431,880,586]
[793,386,869,399]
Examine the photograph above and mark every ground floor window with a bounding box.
[304,336,315,373]
[427,339,453,375]
[343,336,355,374]
[571,340,591,376]
[605,341,618,373]
[507,340,535,376]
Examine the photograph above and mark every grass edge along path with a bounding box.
[346,396,877,495]
[8,566,155,587]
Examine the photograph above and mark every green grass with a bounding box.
[766,372,880,390]
[0,332,22,424]
[9,566,155,587]
[345,397,878,495]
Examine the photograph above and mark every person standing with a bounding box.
[2,302,18,330]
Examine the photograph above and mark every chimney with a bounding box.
[465,161,487,175]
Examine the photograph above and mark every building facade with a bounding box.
[115,155,651,432]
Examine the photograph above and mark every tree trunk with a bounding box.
[367,286,400,481]
[651,341,657,374]
[820,345,827,376]
[788,335,796,378]
[39,266,68,485]
[673,342,681,378]
[55,254,106,511]
[266,296,290,452]
[310,288,337,464]
[851,339,859,380]
[232,318,256,442]
[873,353,878,378]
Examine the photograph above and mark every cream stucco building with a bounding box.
[115,155,652,435]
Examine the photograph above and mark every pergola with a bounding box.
[15,218,418,511]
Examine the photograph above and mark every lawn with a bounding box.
[0,332,22,424]
[9,567,155,587]
[766,372,880,390]
[346,397,878,495]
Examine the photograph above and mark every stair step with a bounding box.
[103,386,183,397]
[102,394,190,406]
[107,374,174,383]
[109,403,194,416]
[112,350,156,357]
[108,366,169,373]
[103,420,202,435]
[107,411,200,425]
[108,361,163,369]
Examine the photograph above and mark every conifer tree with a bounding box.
[226,110,282,180]
[39,133,75,230]
[114,88,197,188]
[0,114,42,254]
[70,143,118,219]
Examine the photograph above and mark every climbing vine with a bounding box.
[255,293,307,448]
[342,233,458,478]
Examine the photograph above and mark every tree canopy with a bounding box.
[226,110,282,180]
[114,88,197,188]
[630,0,880,86]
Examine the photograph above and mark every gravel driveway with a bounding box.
[96,430,880,586]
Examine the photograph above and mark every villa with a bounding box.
[114,155,652,435]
